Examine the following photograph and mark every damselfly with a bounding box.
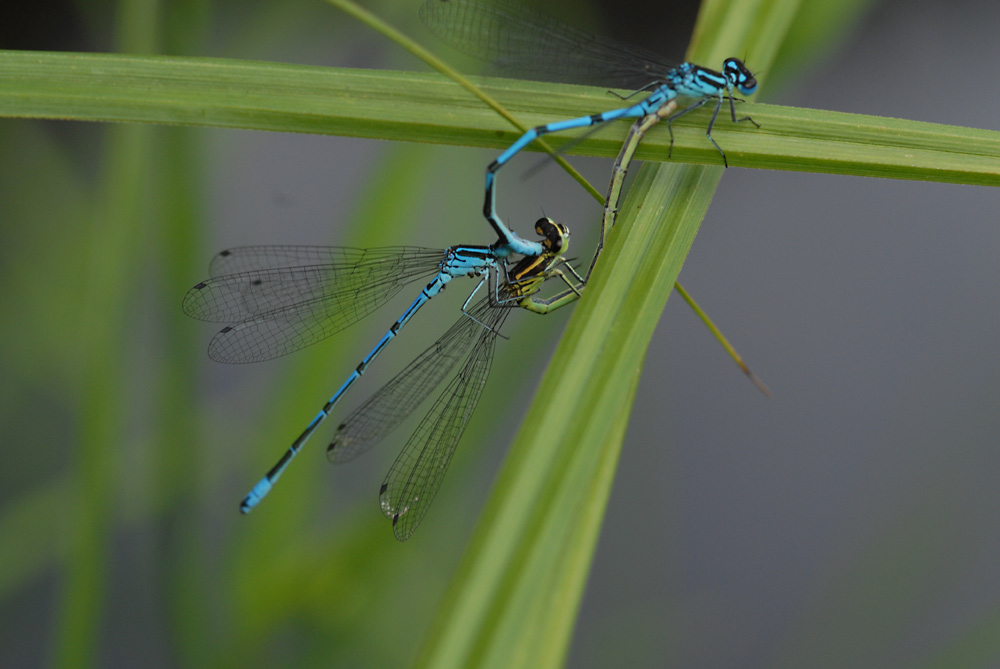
[418,0,759,236]
[182,218,583,523]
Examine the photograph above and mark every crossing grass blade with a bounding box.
[1,51,998,186]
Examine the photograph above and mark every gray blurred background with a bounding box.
[2,0,999,666]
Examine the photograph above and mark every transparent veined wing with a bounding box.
[419,0,678,90]
[378,296,512,540]
[326,304,487,464]
[182,245,444,363]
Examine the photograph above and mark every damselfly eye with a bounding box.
[722,58,757,95]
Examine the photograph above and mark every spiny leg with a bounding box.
[728,94,759,128]
[662,98,709,159]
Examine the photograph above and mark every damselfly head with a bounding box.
[723,58,757,96]
[534,217,570,254]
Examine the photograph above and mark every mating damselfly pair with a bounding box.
[184,0,760,540]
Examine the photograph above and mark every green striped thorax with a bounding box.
[505,217,569,298]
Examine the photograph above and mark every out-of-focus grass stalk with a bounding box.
[52,0,162,665]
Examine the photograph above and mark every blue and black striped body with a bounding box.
[239,243,501,512]
[491,61,747,169]
[483,58,758,239]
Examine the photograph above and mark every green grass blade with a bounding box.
[1,51,998,186]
